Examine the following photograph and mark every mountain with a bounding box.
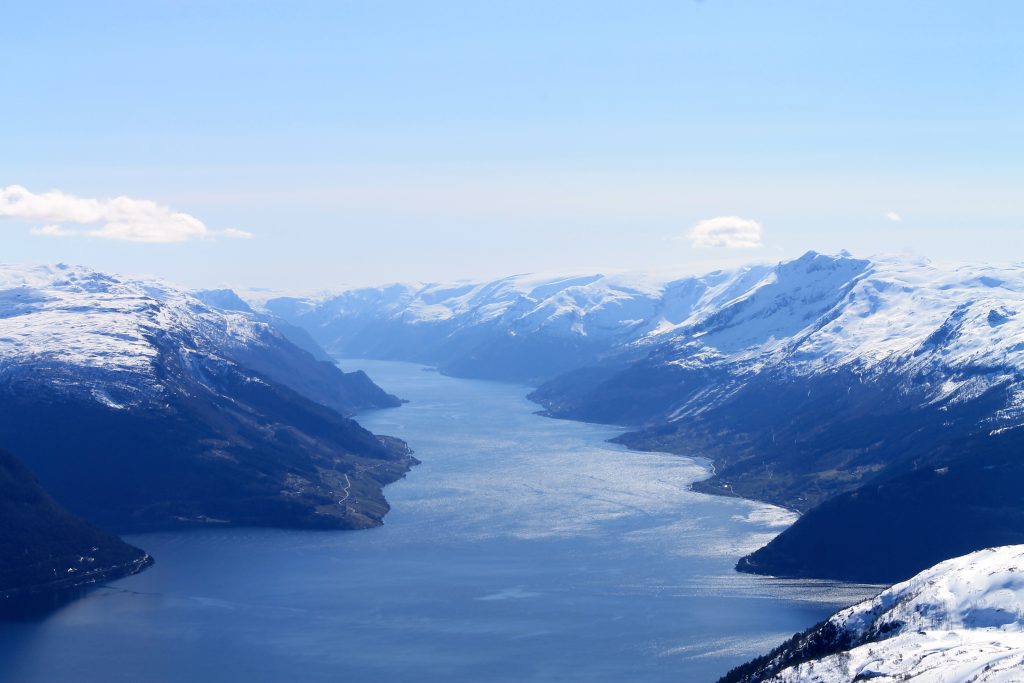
[735,425,1024,583]
[192,288,402,414]
[193,288,338,363]
[0,264,416,533]
[0,448,151,614]
[529,252,1024,581]
[260,271,741,384]
[718,545,1024,683]
[264,252,1024,582]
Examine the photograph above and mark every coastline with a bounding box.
[0,554,154,620]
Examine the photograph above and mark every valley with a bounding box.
[3,254,1022,680]
[265,251,1024,583]
[0,359,877,683]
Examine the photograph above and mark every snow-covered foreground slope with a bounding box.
[719,546,1024,683]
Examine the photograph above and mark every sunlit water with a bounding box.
[0,360,878,682]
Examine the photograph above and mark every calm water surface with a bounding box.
[0,360,877,682]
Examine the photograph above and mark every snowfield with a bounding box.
[751,546,1024,683]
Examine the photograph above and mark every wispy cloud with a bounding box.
[30,224,80,237]
[1,185,252,243]
[686,216,763,248]
[885,211,903,222]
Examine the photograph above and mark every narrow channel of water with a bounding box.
[0,359,877,682]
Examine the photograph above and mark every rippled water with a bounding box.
[0,360,878,682]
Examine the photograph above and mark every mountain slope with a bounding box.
[0,264,416,532]
[534,251,1024,439]
[736,426,1024,583]
[718,545,1024,683]
[191,288,401,414]
[527,254,1024,496]
[0,448,151,609]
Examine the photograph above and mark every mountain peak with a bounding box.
[193,288,256,314]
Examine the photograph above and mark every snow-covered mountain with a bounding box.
[266,252,1024,583]
[526,251,1024,424]
[526,251,1024,492]
[266,250,1024,494]
[0,264,399,415]
[660,251,1024,375]
[0,264,414,532]
[529,253,1024,582]
[719,545,1024,683]
[260,267,781,382]
[263,251,1024,402]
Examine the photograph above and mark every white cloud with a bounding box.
[214,227,255,239]
[1,185,252,243]
[886,211,903,222]
[30,224,80,237]
[686,216,764,248]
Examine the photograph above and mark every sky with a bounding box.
[2,1,1022,290]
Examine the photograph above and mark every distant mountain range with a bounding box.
[718,545,1024,683]
[0,264,415,606]
[259,270,691,383]
[263,251,1024,583]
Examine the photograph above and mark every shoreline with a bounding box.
[0,554,154,621]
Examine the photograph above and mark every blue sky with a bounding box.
[2,1,1022,289]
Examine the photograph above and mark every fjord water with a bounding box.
[0,360,875,682]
